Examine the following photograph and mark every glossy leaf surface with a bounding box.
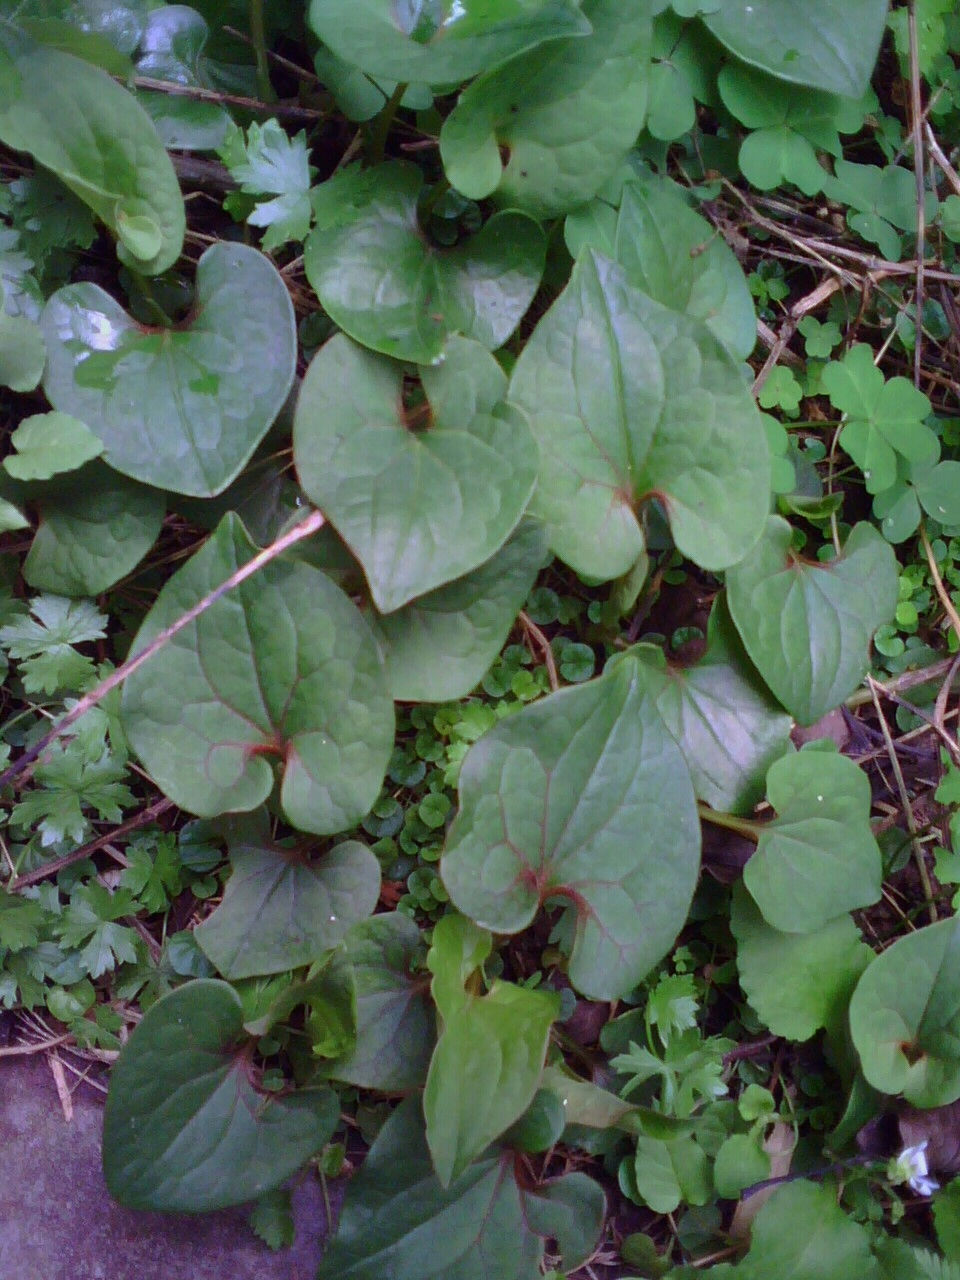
[307,0,590,86]
[439,0,652,217]
[703,0,888,97]
[632,598,792,814]
[0,18,184,273]
[316,1096,604,1280]
[727,517,898,725]
[41,242,297,497]
[745,750,882,933]
[371,520,547,701]
[23,462,164,596]
[121,514,394,835]
[565,174,757,359]
[442,652,700,999]
[294,334,537,613]
[731,883,872,1041]
[303,162,545,364]
[424,915,558,1185]
[103,979,338,1211]
[507,250,769,580]
[850,917,960,1108]
[323,914,434,1090]
[195,810,381,979]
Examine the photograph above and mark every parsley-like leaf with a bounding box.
[0,595,106,694]
[11,744,133,847]
[56,882,139,978]
[221,120,315,251]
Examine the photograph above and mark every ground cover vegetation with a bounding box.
[4,0,960,1274]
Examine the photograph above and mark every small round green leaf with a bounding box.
[294,334,538,613]
[121,513,395,835]
[4,410,102,481]
[850,917,960,1108]
[23,462,164,596]
[303,162,545,365]
[507,249,770,580]
[0,310,45,392]
[745,751,882,933]
[102,979,338,1211]
[441,652,701,1000]
[195,811,381,979]
[439,0,652,218]
[307,0,590,87]
[41,241,297,497]
[726,516,899,725]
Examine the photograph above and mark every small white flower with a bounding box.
[888,1140,940,1197]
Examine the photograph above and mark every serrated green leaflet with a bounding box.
[121,513,395,835]
[370,519,547,701]
[850,916,960,1108]
[702,0,888,98]
[294,334,537,613]
[304,162,545,365]
[507,250,770,580]
[631,598,792,815]
[441,652,700,1000]
[744,750,882,933]
[22,462,164,596]
[322,913,433,1090]
[439,0,652,218]
[307,0,590,87]
[726,517,899,725]
[424,914,559,1185]
[731,884,872,1041]
[194,810,381,979]
[3,410,101,481]
[0,18,184,273]
[102,979,338,1212]
[316,1096,604,1280]
[564,174,757,359]
[41,241,296,497]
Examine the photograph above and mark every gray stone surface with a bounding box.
[0,1055,334,1280]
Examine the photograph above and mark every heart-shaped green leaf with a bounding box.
[441,652,700,1000]
[850,917,960,1108]
[506,250,770,580]
[439,0,652,218]
[702,0,888,97]
[22,461,164,596]
[135,5,232,151]
[303,162,545,364]
[103,978,338,1211]
[731,883,872,1041]
[323,913,434,1090]
[41,241,297,497]
[632,598,793,815]
[0,18,184,273]
[307,0,590,87]
[565,174,757,359]
[194,810,381,979]
[4,410,101,481]
[316,1096,604,1280]
[294,334,537,613]
[424,914,559,1185]
[121,513,395,835]
[744,750,882,933]
[726,516,899,725]
[370,519,547,701]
